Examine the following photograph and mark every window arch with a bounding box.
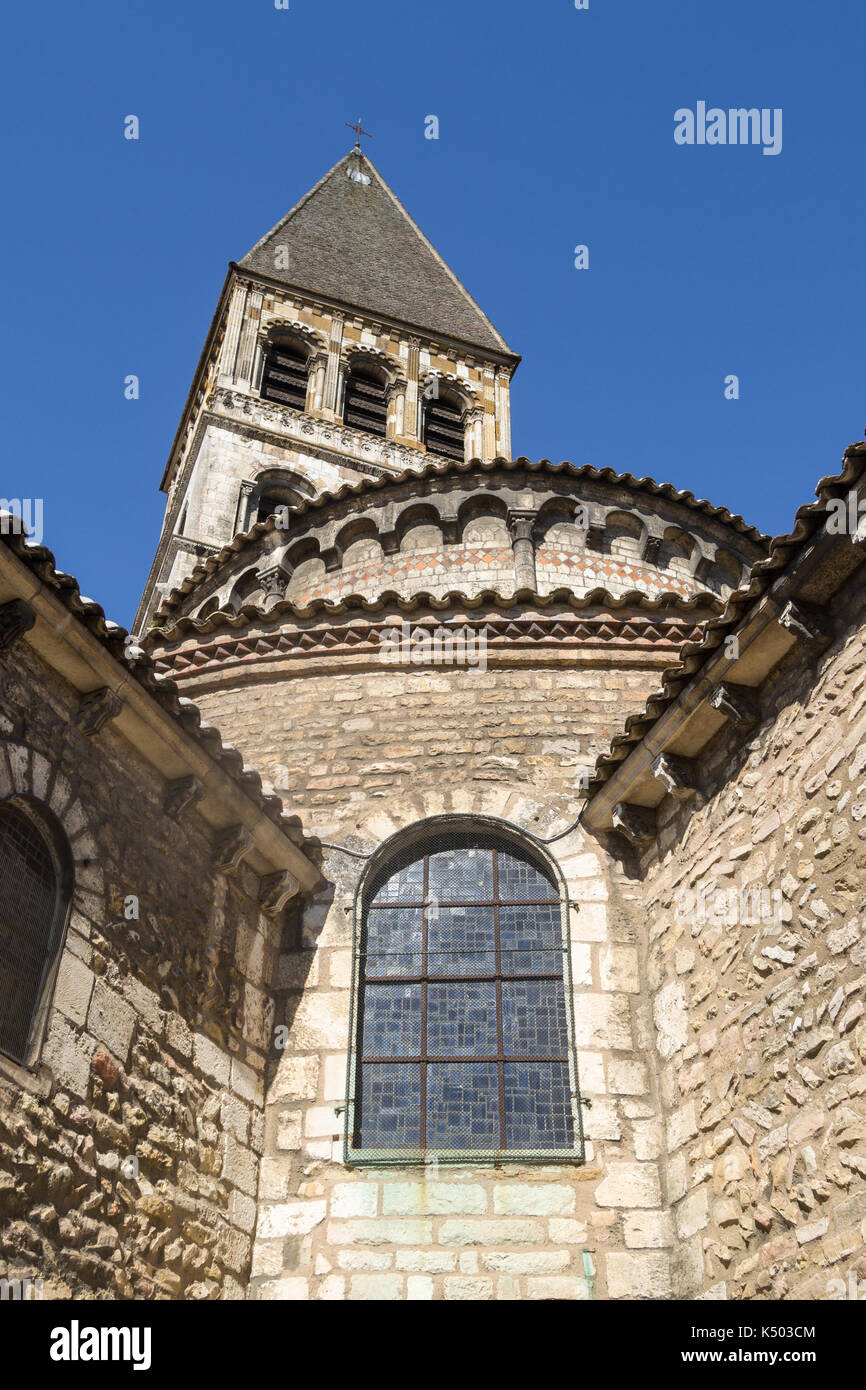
[227,568,264,612]
[260,338,310,410]
[243,469,315,531]
[343,363,388,438]
[422,386,466,461]
[196,595,221,621]
[346,820,581,1163]
[0,798,72,1065]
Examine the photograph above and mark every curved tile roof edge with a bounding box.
[147,584,723,645]
[151,455,770,621]
[586,442,866,791]
[0,525,314,844]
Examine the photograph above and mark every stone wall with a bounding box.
[170,645,692,832]
[249,803,674,1302]
[0,639,282,1300]
[156,640,721,1300]
[638,581,866,1300]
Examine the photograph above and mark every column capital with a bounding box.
[259,564,291,598]
[506,508,538,545]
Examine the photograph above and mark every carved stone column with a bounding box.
[235,481,256,536]
[482,369,497,461]
[466,405,484,462]
[507,509,538,591]
[235,289,264,389]
[495,369,512,460]
[307,352,327,414]
[404,338,420,440]
[217,282,248,387]
[322,315,345,417]
[386,377,407,441]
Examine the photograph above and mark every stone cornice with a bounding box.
[150,605,709,691]
[583,443,866,840]
[150,584,719,642]
[0,530,322,891]
[227,261,523,373]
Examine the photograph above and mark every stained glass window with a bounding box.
[349,830,579,1160]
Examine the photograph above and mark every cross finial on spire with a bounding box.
[345,117,372,149]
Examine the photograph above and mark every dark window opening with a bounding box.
[255,490,294,525]
[423,393,465,462]
[343,369,388,438]
[349,829,578,1160]
[0,802,68,1064]
[261,341,309,410]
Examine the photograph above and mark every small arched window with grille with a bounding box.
[343,366,388,438]
[345,821,582,1164]
[422,389,466,461]
[0,799,72,1065]
[260,340,310,411]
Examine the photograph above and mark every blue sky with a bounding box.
[1,0,863,628]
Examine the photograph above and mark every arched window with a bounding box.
[343,365,388,438]
[346,823,580,1163]
[422,389,466,461]
[242,469,316,531]
[255,486,296,526]
[0,799,72,1065]
[261,339,310,410]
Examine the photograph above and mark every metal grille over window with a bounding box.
[348,829,581,1162]
[261,342,309,410]
[423,394,465,461]
[0,803,62,1063]
[343,369,388,438]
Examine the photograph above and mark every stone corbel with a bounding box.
[214,825,254,877]
[76,687,123,737]
[709,682,760,729]
[778,600,832,649]
[259,870,301,918]
[585,523,606,552]
[164,775,204,821]
[651,752,699,800]
[611,802,657,848]
[642,536,663,566]
[0,599,35,650]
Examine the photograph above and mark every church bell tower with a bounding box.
[135,142,520,632]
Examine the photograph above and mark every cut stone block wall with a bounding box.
[250,796,673,1301]
[175,655,685,830]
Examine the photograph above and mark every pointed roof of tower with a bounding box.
[239,151,515,357]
